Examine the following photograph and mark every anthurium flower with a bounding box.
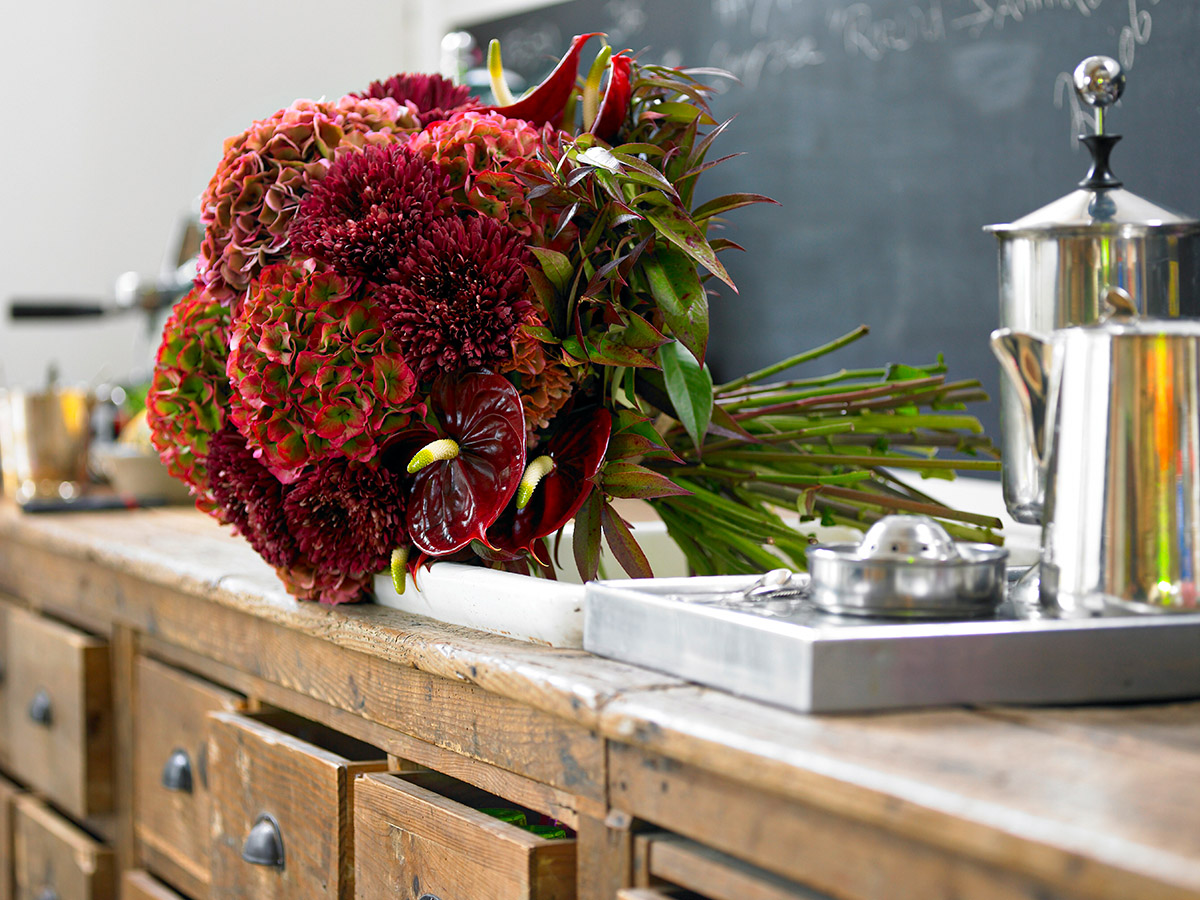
[488,408,611,555]
[402,372,527,555]
[589,52,633,142]
[485,33,601,128]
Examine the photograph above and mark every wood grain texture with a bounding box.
[120,869,188,900]
[576,811,634,900]
[4,605,113,820]
[0,600,10,768]
[0,775,22,900]
[644,833,830,900]
[133,656,244,896]
[354,772,575,900]
[13,794,115,900]
[207,711,387,900]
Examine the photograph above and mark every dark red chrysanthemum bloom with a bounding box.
[355,73,479,125]
[289,144,451,282]
[376,215,533,382]
[282,458,407,581]
[207,425,298,569]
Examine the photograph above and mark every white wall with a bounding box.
[0,0,561,390]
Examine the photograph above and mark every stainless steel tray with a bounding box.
[583,573,1200,713]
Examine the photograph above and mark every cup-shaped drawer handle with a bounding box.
[419,895,442,900]
[241,813,285,869]
[28,689,52,726]
[36,888,60,900]
[161,748,194,793]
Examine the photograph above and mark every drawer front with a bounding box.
[5,607,112,819]
[0,775,22,900]
[12,794,115,900]
[207,711,386,900]
[354,772,576,900]
[134,657,244,897]
[121,870,189,900]
[0,601,10,767]
[634,833,825,900]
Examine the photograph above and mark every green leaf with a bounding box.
[601,462,693,500]
[611,152,679,197]
[643,206,734,291]
[572,489,603,581]
[588,333,661,368]
[611,142,665,157]
[607,432,684,463]
[659,341,713,453]
[642,101,716,125]
[643,247,708,363]
[531,247,573,293]
[601,501,654,578]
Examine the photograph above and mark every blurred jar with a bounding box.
[0,387,94,503]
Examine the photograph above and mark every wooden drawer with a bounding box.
[0,601,10,767]
[354,771,576,900]
[12,794,114,900]
[633,833,827,900]
[207,711,387,900]
[0,775,22,900]
[121,870,189,900]
[134,657,244,898]
[4,607,112,819]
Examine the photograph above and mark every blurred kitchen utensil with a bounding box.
[0,385,94,503]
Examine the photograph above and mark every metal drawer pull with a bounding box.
[161,748,194,793]
[36,888,60,900]
[28,689,52,726]
[241,813,285,869]
[419,895,442,900]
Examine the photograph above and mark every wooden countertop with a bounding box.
[1,500,1198,898]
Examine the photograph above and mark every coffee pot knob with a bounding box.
[1073,56,1125,133]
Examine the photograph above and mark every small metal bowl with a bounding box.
[806,515,1008,618]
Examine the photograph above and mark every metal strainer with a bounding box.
[806,515,1008,618]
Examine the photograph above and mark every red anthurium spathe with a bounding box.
[589,52,633,142]
[486,33,601,128]
[489,408,612,555]
[403,373,527,556]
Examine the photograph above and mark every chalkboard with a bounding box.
[460,0,1200,445]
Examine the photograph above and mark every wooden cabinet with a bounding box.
[354,771,576,900]
[633,833,826,900]
[133,657,244,899]
[0,602,10,769]
[0,776,20,900]
[12,794,114,900]
[4,607,112,821]
[206,711,387,900]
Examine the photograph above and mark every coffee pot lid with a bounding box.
[986,57,1199,237]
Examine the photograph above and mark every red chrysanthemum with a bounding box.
[196,96,419,305]
[288,143,451,282]
[226,264,420,480]
[376,215,533,382]
[206,425,298,569]
[282,457,407,586]
[355,72,480,126]
[146,286,232,513]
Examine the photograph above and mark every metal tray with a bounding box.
[583,572,1200,713]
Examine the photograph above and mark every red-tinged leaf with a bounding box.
[611,211,644,227]
[688,117,735,168]
[678,66,738,81]
[709,238,747,254]
[589,333,661,368]
[590,53,633,142]
[607,432,684,463]
[640,102,716,125]
[644,206,735,291]
[708,403,760,443]
[676,153,745,183]
[659,340,713,453]
[643,247,708,363]
[561,337,588,362]
[692,192,780,222]
[523,265,557,319]
[619,308,669,350]
[531,247,573,293]
[526,183,556,201]
[573,488,603,581]
[485,33,602,127]
[602,462,692,500]
[553,201,580,240]
[611,142,665,157]
[601,501,654,578]
[565,165,597,188]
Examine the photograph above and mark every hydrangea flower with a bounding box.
[226,264,419,481]
[146,286,232,513]
[197,96,419,304]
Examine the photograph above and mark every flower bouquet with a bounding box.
[147,34,1001,604]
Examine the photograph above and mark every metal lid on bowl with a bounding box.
[985,56,1200,238]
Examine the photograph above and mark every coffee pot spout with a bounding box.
[990,329,1053,471]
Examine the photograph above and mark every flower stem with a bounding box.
[714,325,869,392]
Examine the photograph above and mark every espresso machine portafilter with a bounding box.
[985,57,1200,525]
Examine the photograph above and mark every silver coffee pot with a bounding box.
[992,296,1200,614]
[986,56,1200,525]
